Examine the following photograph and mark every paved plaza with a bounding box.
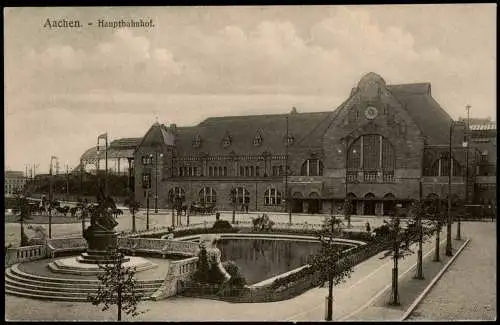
[6,220,496,321]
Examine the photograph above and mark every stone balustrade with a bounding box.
[5,245,47,267]
[46,237,88,258]
[150,256,198,300]
[117,237,199,258]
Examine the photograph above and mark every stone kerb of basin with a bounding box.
[48,256,158,276]
[173,233,366,247]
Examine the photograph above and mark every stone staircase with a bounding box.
[5,264,163,302]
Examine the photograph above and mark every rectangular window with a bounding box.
[223,167,228,176]
[141,155,152,165]
[240,166,244,177]
[142,173,151,188]
[256,166,260,177]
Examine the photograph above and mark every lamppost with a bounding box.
[285,116,292,224]
[457,105,471,240]
[48,155,58,238]
[231,188,236,224]
[146,190,150,231]
[390,203,403,305]
[97,133,109,197]
[150,151,164,213]
[446,120,466,256]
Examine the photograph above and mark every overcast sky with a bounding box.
[4,5,496,174]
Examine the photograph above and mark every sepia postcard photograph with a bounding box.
[4,4,497,322]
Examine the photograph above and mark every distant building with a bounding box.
[5,171,26,196]
[460,116,497,208]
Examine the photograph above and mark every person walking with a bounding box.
[365,221,371,232]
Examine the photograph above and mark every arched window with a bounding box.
[347,135,395,170]
[199,187,217,204]
[234,187,250,204]
[429,157,462,176]
[264,188,282,206]
[168,187,185,202]
[208,166,213,177]
[300,159,324,176]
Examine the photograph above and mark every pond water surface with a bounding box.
[216,238,348,285]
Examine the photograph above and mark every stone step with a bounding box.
[11,264,163,285]
[5,282,158,298]
[5,273,160,293]
[5,289,89,302]
[47,261,157,276]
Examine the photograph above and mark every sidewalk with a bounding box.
[285,232,452,321]
[407,222,496,321]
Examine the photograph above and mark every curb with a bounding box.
[400,238,471,321]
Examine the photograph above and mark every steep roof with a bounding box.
[109,138,142,148]
[387,83,452,144]
[136,122,173,150]
[173,112,331,156]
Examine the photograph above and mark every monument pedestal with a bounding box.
[81,229,129,264]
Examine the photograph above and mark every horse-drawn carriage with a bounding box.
[188,202,217,215]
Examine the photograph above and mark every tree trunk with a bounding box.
[326,274,333,321]
[117,286,122,321]
[20,219,25,247]
[415,218,424,279]
[434,227,440,262]
[132,211,136,233]
[81,216,85,236]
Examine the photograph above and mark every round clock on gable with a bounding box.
[364,106,378,120]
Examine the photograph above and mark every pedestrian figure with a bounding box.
[365,222,371,232]
[215,212,220,221]
[245,203,249,214]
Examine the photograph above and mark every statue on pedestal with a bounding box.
[82,185,121,262]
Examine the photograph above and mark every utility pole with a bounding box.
[49,156,57,238]
[446,122,454,257]
[285,116,292,224]
[146,190,150,231]
[458,105,471,240]
[66,164,69,196]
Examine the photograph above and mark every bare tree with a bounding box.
[88,249,145,321]
[311,215,355,321]
[124,194,140,233]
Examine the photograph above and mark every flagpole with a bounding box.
[105,135,108,197]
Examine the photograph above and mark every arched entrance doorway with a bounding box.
[308,192,321,214]
[291,192,303,213]
[364,193,376,215]
[347,192,357,215]
[383,193,395,216]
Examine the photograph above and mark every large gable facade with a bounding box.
[132,73,494,216]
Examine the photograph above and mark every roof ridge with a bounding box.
[198,111,332,124]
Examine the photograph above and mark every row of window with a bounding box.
[192,134,296,148]
[167,186,283,206]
